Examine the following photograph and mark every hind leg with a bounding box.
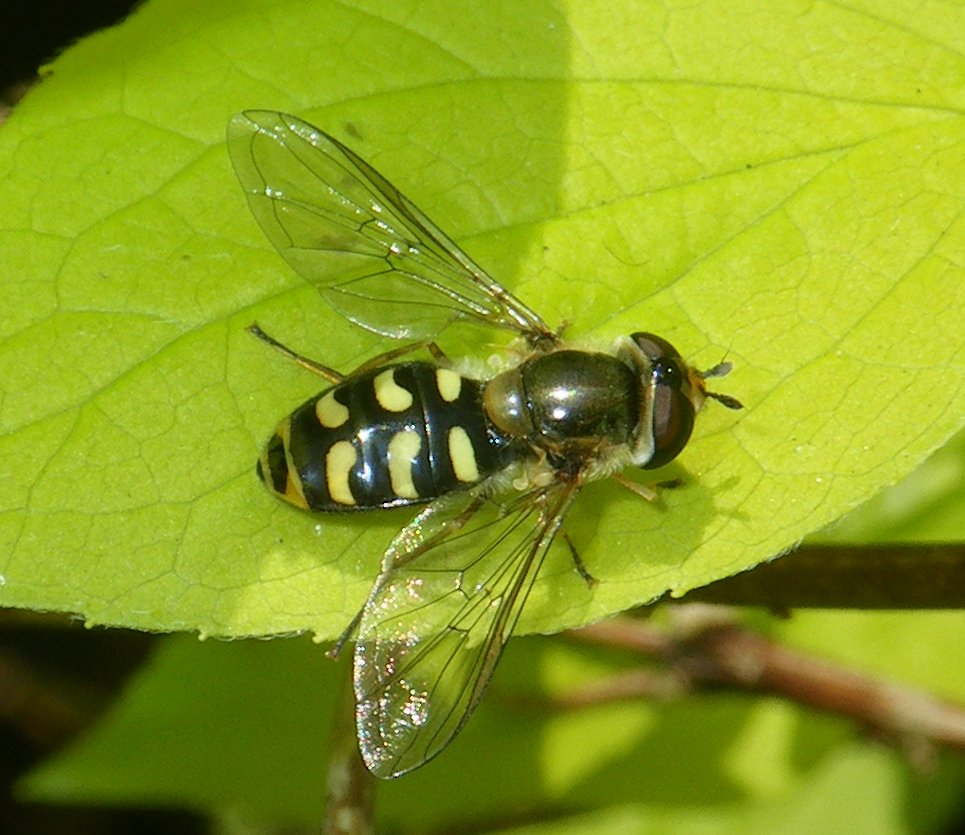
[246,323,346,383]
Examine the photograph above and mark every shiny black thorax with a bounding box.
[521,350,638,448]
[484,349,641,471]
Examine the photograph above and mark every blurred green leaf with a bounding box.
[21,630,965,831]
[0,0,962,651]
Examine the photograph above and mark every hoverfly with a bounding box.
[227,111,742,779]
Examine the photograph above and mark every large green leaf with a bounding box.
[1,0,963,643]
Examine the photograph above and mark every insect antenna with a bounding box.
[706,391,744,410]
[698,358,744,410]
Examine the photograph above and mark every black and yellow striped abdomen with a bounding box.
[257,362,514,511]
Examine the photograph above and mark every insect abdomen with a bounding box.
[257,362,512,511]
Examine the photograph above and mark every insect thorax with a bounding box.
[483,349,642,469]
[257,362,516,511]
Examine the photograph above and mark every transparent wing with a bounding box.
[352,477,581,778]
[227,110,555,343]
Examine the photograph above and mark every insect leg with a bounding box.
[562,531,597,587]
[610,471,659,502]
[426,341,452,366]
[246,323,346,383]
[347,340,451,375]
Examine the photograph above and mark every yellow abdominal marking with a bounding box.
[435,368,462,402]
[326,440,357,506]
[315,390,349,428]
[387,430,422,499]
[374,369,413,412]
[448,426,480,483]
[272,421,309,509]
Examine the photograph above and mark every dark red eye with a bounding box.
[641,353,696,470]
[631,332,682,364]
[629,334,696,467]
[644,384,695,468]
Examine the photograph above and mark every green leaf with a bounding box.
[1,0,963,645]
[818,425,965,543]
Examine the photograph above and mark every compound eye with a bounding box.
[631,332,682,364]
[642,358,696,469]
[652,356,683,389]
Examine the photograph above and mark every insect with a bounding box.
[227,111,743,779]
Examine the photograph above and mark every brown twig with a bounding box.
[0,649,92,748]
[685,543,965,609]
[323,660,374,835]
[566,607,965,757]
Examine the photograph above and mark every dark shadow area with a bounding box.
[0,613,208,834]
[1,1,141,93]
